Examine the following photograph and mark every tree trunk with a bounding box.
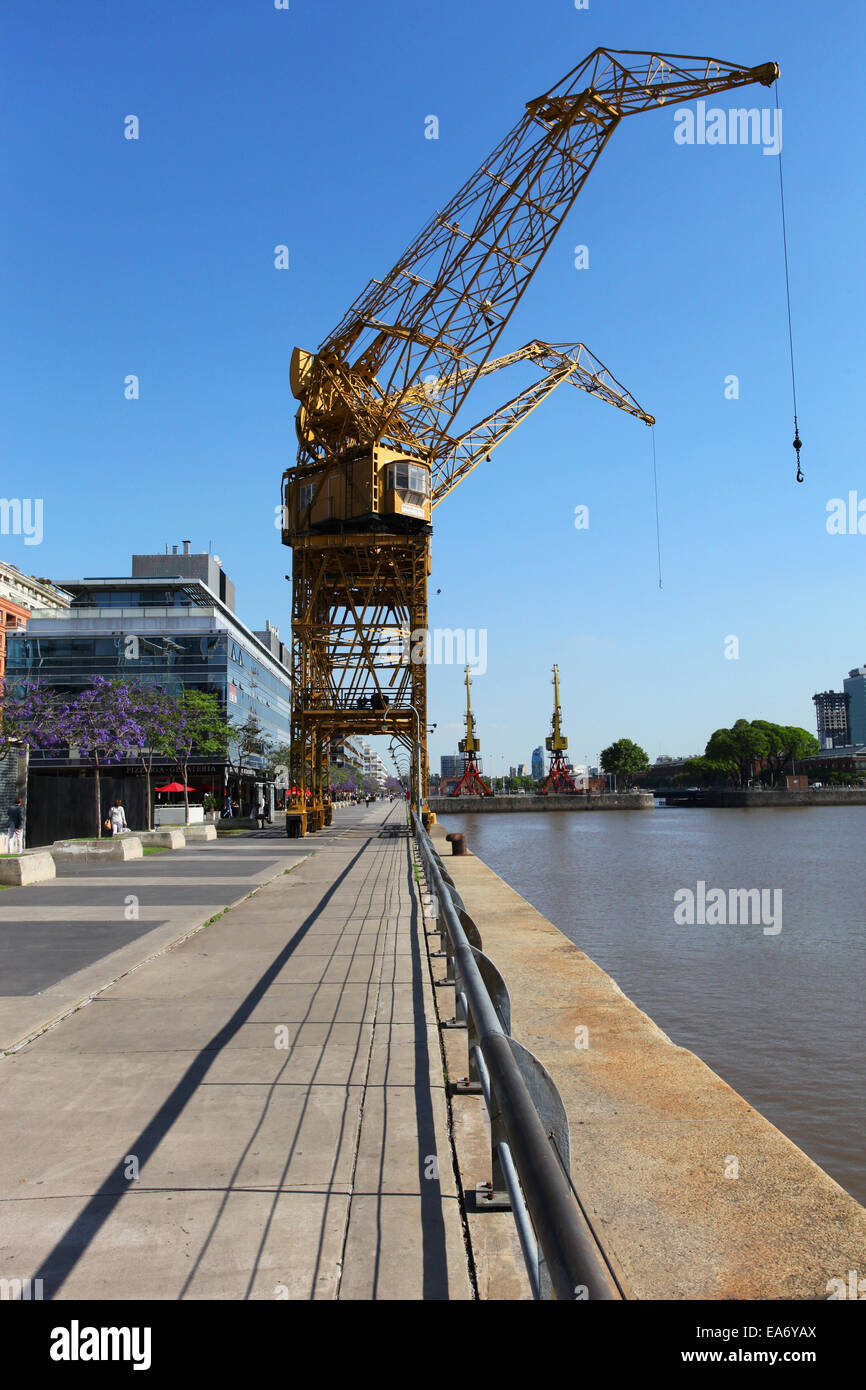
[183,755,190,823]
[94,757,102,838]
[144,758,152,830]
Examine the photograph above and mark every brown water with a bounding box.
[439,805,866,1207]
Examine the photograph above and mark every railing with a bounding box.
[411,810,623,1301]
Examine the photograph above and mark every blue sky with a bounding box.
[2,0,864,773]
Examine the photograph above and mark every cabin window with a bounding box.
[386,462,430,505]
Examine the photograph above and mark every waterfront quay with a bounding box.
[427,791,653,814]
[429,820,866,1299]
[2,801,863,1301]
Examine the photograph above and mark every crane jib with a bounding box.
[281,47,779,824]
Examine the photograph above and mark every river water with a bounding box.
[438,804,865,1207]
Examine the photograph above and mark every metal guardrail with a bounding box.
[411,811,622,1301]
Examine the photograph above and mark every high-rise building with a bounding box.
[842,668,866,746]
[354,738,387,787]
[813,689,851,749]
[531,745,544,780]
[440,754,460,779]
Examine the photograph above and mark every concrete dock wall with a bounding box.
[428,791,653,814]
[663,787,866,807]
[431,822,866,1299]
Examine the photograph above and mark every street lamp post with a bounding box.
[409,704,422,818]
[388,706,422,817]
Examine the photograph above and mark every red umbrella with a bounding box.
[155,782,198,793]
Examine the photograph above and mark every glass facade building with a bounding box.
[843,668,866,748]
[6,564,292,797]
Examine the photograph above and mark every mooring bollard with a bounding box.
[445,832,466,856]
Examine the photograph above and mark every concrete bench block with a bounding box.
[139,829,186,849]
[0,851,56,885]
[182,824,217,841]
[53,836,144,862]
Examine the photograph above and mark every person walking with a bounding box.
[108,797,128,836]
[223,792,233,818]
[7,798,24,854]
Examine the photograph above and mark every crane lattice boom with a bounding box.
[281,47,778,831]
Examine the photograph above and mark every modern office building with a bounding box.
[440,754,460,779]
[812,689,851,749]
[6,546,292,842]
[531,745,544,780]
[842,668,866,747]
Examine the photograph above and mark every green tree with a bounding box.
[328,763,351,794]
[157,690,229,822]
[600,738,649,789]
[706,720,820,788]
[759,723,819,784]
[706,719,768,787]
[679,755,736,787]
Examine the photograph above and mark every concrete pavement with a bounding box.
[0,802,473,1300]
[0,820,322,1053]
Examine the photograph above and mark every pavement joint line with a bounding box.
[414,838,481,1299]
[332,820,403,1301]
[1,853,309,1056]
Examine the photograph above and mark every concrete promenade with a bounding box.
[0,803,472,1300]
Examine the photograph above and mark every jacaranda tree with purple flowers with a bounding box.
[155,689,229,823]
[0,680,65,761]
[64,678,146,838]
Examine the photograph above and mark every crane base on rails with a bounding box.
[451,759,492,797]
[538,753,579,795]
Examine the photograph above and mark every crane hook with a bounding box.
[793,419,803,483]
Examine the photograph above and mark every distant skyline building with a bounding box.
[354,738,387,787]
[842,669,866,747]
[440,754,460,779]
[813,689,851,749]
[531,745,544,780]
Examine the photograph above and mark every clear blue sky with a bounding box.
[3,0,864,773]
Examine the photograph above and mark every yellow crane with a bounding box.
[280,48,779,833]
[540,664,579,794]
[452,666,492,797]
